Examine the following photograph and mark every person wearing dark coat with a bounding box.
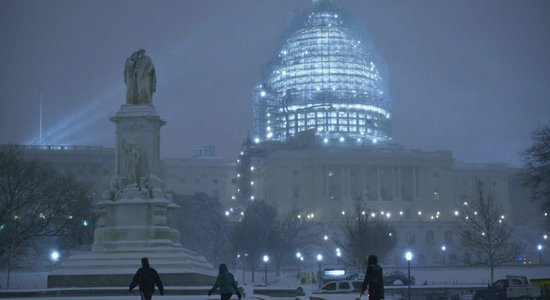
[360,255,384,300]
[129,257,164,300]
[208,263,242,300]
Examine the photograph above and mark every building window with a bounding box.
[418,254,426,266]
[407,232,416,246]
[444,231,454,246]
[213,179,219,184]
[293,187,300,199]
[463,252,472,264]
[426,230,435,245]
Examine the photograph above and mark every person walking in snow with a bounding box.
[208,263,242,300]
[129,257,164,300]
[360,255,384,300]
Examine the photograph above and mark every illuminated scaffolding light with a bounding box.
[252,1,391,144]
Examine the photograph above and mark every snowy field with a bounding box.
[1,265,549,299]
[2,265,550,289]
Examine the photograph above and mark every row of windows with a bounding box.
[285,126,381,135]
[177,178,222,184]
[406,230,454,246]
[283,121,378,130]
[287,111,381,120]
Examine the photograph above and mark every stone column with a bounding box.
[377,166,382,201]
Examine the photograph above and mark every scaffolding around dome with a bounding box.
[253,1,391,145]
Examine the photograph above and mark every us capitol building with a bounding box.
[4,0,541,267]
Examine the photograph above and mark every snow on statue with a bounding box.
[124,48,157,105]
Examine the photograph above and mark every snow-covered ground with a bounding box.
[3,264,549,289]
[1,265,549,299]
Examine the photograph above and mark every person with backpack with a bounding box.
[360,255,384,300]
[208,263,242,300]
[129,257,164,300]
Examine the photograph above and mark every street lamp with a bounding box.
[50,250,60,262]
[237,253,246,284]
[537,244,543,264]
[317,254,323,288]
[405,251,413,300]
[263,255,269,285]
[296,252,302,275]
[336,248,342,265]
[441,245,446,265]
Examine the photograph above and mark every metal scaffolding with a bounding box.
[253,1,391,145]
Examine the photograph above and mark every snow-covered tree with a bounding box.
[231,201,277,283]
[455,180,523,284]
[269,204,316,276]
[333,197,396,268]
[522,125,550,229]
[0,147,92,286]
[172,192,232,266]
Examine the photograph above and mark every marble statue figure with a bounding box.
[124,49,156,105]
[122,140,140,186]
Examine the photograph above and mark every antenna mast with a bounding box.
[39,92,43,144]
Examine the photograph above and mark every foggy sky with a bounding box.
[1,0,549,167]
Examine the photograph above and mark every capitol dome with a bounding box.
[253,0,391,145]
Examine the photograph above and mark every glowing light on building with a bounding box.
[253,0,391,144]
[50,250,60,262]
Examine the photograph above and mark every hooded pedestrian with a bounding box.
[129,257,164,300]
[208,263,242,300]
[360,255,384,300]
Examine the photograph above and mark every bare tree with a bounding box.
[455,180,524,284]
[172,192,232,266]
[231,201,277,283]
[269,204,316,276]
[0,147,91,287]
[333,197,396,268]
[522,125,550,229]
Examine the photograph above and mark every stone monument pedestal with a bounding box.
[48,104,216,288]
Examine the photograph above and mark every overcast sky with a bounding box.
[1,0,549,166]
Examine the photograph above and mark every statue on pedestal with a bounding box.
[122,140,140,186]
[124,49,157,105]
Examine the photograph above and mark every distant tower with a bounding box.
[39,93,43,144]
[253,0,391,145]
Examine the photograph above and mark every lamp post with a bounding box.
[405,251,413,300]
[296,252,302,277]
[537,244,543,264]
[441,245,446,265]
[6,215,19,289]
[237,254,246,285]
[263,255,269,286]
[317,254,323,288]
[335,248,342,265]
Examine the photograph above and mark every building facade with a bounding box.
[235,0,539,266]
[237,141,519,266]
[4,144,236,207]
